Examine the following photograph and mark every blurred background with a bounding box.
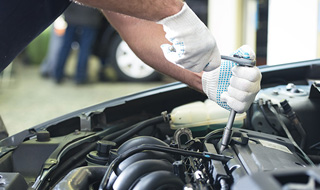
[1,0,320,135]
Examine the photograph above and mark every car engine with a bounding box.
[0,81,320,190]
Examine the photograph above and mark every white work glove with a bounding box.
[202,45,262,113]
[157,3,220,72]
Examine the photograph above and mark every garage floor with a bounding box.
[0,58,169,136]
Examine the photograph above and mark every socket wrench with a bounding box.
[219,55,256,153]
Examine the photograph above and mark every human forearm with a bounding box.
[74,0,183,21]
[103,11,261,113]
[103,11,203,92]
[73,1,220,73]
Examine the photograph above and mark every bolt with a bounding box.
[74,130,80,135]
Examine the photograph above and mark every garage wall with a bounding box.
[207,0,320,65]
[208,0,243,55]
[267,0,319,65]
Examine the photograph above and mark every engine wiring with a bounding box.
[266,101,314,166]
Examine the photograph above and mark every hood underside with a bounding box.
[0,0,70,72]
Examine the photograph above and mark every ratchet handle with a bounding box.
[219,55,255,153]
[221,55,256,67]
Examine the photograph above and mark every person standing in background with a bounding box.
[53,3,102,84]
[39,16,67,78]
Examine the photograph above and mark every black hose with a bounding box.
[203,128,224,143]
[280,100,306,149]
[112,116,165,145]
[101,125,136,141]
[99,157,118,190]
[259,99,284,135]
[267,101,314,166]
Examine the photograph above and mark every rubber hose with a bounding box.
[112,116,164,145]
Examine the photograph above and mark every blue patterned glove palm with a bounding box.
[215,58,237,110]
[202,45,261,113]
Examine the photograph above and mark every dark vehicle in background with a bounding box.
[93,0,208,82]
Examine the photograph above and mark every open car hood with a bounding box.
[2,1,320,189]
[0,0,70,72]
[0,60,319,189]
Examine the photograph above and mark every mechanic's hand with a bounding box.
[202,45,262,113]
[158,3,220,73]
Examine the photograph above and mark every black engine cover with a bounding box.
[206,128,310,189]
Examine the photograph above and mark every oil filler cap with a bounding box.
[86,140,116,166]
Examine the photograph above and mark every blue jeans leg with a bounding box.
[54,25,76,82]
[75,26,97,83]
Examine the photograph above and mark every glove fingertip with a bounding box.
[238,45,256,60]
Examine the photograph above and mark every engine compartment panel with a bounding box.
[0,68,320,189]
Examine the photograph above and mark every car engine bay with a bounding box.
[0,61,320,190]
